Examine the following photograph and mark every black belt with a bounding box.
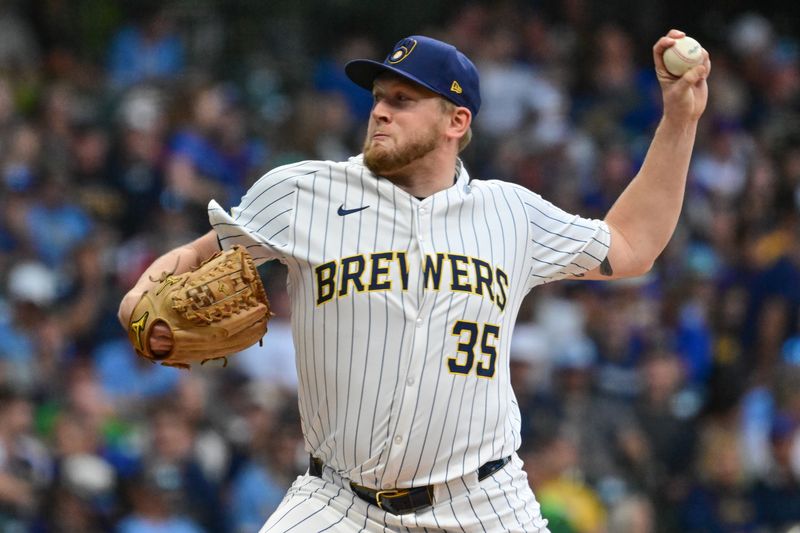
[309,455,511,515]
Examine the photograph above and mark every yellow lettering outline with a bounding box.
[475,323,500,380]
[339,254,367,297]
[368,252,394,292]
[315,260,338,307]
[448,254,473,293]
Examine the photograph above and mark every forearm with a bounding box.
[117,230,220,326]
[604,116,698,273]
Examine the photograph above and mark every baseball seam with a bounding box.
[669,43,701,65]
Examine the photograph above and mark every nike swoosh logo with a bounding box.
[337,204,370,216]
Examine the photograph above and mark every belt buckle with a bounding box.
[375,488,410,511]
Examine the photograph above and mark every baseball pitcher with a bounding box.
[119,29,709,532]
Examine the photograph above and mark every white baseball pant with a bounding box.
[259,453,550,532]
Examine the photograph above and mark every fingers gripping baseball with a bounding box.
[653,29,710,123]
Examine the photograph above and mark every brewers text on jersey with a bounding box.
[313,251,509,311]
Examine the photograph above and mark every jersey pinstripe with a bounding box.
[208,155,610,490]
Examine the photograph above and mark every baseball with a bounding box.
[662,35,703,77]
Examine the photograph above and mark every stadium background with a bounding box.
[0,0,799,531]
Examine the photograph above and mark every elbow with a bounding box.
[603,221,663,279]
[638,259,655,277]
[613,251,655,278]
[630,257,655,278]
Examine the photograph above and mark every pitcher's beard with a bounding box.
[363,131,439,176]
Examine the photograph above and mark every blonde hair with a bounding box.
[440,99,473,153]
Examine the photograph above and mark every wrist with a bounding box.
[660,113,700,133]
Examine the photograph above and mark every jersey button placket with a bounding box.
[417,203,429,248]
[381,200,428,484]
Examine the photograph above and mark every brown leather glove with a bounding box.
[127,245,270,369]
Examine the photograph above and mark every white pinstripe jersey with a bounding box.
[208,155,610,490]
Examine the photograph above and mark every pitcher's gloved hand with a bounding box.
[127,245,270,369]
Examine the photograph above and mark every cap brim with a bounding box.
[344,59,442,97]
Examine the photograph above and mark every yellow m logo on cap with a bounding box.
[450,81,463,94]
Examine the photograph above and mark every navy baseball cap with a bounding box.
[345,35,481,117]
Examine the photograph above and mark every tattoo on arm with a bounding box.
[600,257,614,276]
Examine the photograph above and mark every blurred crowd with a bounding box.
[0,1,799,532]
